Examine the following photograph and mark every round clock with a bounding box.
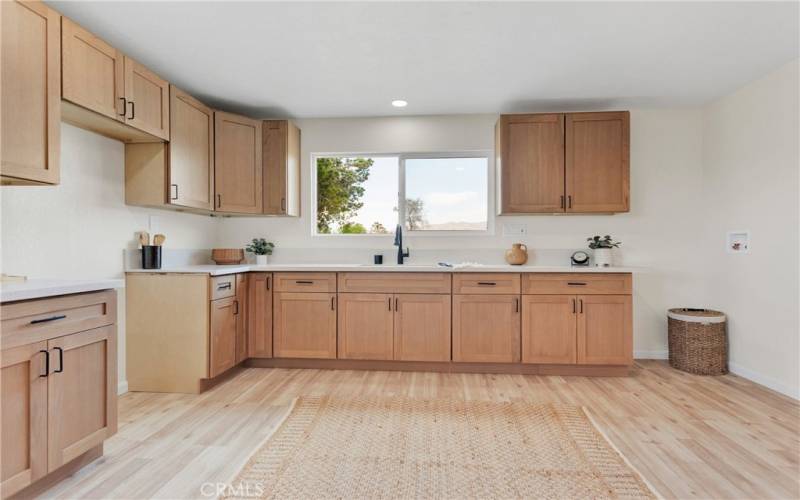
[571,251,590,266]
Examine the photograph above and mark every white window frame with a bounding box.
[310,151,494,237]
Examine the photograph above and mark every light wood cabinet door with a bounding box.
[210,297,237,378]
[123,56,169,140]
[168,86,214,210]
[247,273,273,359]
[521,295,577,364]
[235,274,248,364]
[214,111,263,214]
[337,293,393,360]
[452,295,520,363]
[577,295,632,365]
[566,112,630,213]
[497,114,565,214]
[61,17,124,122]
[274,292,337,359]
[47,326,116,472]
[394,294,451,362]
[262,120,301,216]
[0,0,60,185]
[1,342,48,497]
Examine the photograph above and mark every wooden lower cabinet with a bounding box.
[394,294,451,362]
[235,274,248,363]
[452,294,520,363]
[338,293,393,360]
[577,295,632,365]
[274,292,337,359]
[210,296,237,378]
[521,295,577,364]
[247,273,273,358]
[1,342,48,497]
[46,326,116,472]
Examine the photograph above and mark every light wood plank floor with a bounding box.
[40,361,799,499]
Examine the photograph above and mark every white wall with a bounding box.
[0,124,220,392]
[701,59,800,398]
[218,110,708,358]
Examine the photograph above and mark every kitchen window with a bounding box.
[313,153,490,235]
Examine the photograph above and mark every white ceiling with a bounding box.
[49,1,799,118]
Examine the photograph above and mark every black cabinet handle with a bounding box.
[118,97,127,117]
[567,195,572,209]
[560,195,565,209]
[477,282,497,286]
[567,282,587,286]
[579,299,584,314]
[388,297,392,310]
[266,276,270,291]
[572,298,577,314]
[54,347,63,373]
[281,198,286,212]
[217,282,232,290]
[217,194,221,208]
[128,100,135,120]
[331,297,335,310]
[295,280,314,284]
[394,297,399,311]
[171,184,179,201]
[39,350,49,378]
[514,297,519,313]
[233,300,239,315]
[30,314,66,325]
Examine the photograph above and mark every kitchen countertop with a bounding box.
[125,263,642,276]
[0,278,125,303]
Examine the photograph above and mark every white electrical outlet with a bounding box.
[502,222,527,236]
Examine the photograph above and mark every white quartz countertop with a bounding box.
[125,263,641,276]
[0,279,125,303]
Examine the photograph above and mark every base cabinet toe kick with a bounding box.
[125,271,633,393]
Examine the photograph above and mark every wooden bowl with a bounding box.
[212,248,244,265]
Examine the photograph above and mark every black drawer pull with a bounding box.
[567,282,587,286]
[295,280,314,284]
[477,282,497,286]
[217,283,232,290]
[39,350,49,377]
[30,314,66,325]
[54,347,64,373]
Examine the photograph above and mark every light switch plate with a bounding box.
[503,222,527,236]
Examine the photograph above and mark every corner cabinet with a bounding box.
[262,120,301,216]
[214,112,263,214]
[0,291,117,498]
[496,111,630,214]
[0,0,61,185]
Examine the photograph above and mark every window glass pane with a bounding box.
[404,157,488,231]
[316,156,398,234]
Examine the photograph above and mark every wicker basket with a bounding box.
[667,308,728,375]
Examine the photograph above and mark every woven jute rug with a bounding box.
[226,396,658,499]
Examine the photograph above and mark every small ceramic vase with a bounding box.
[505,243,528,265]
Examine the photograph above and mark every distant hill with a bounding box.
[418,221,486,231]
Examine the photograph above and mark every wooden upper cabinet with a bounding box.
[46,326,116,472]
[497,114,565,213]
[247,273,273,359]
[337,293,394,361]
[214,111,263,214]
[262,120,301,216]
[521,295,577,364]
[1,342,48,497]
[209,296,237,378]
[61,17,124,121]
[167,86,214,210]
[0,0,61,185]
[577,295,632,365]
[394,294,451,362]
[123,56,169,140]
[273,292,337,359]
[452,294,520,363]
[566,111,630,213]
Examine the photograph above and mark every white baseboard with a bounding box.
[117,380,128,395]
[728,363,799,400]
[634,350,668,360]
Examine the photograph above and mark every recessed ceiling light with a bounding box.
[391,100,408,108]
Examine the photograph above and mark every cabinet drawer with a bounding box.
[0,291,116,349]
[453,273,520,294]
[338,273,451,294]
[211,275,236,300]
[273,273,336,293]
[522,273,631,295]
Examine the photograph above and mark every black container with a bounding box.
[141,245,162,269]
[373,254,383,265]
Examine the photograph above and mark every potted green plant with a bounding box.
[587,235,621,267]
[246,238,275,266]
